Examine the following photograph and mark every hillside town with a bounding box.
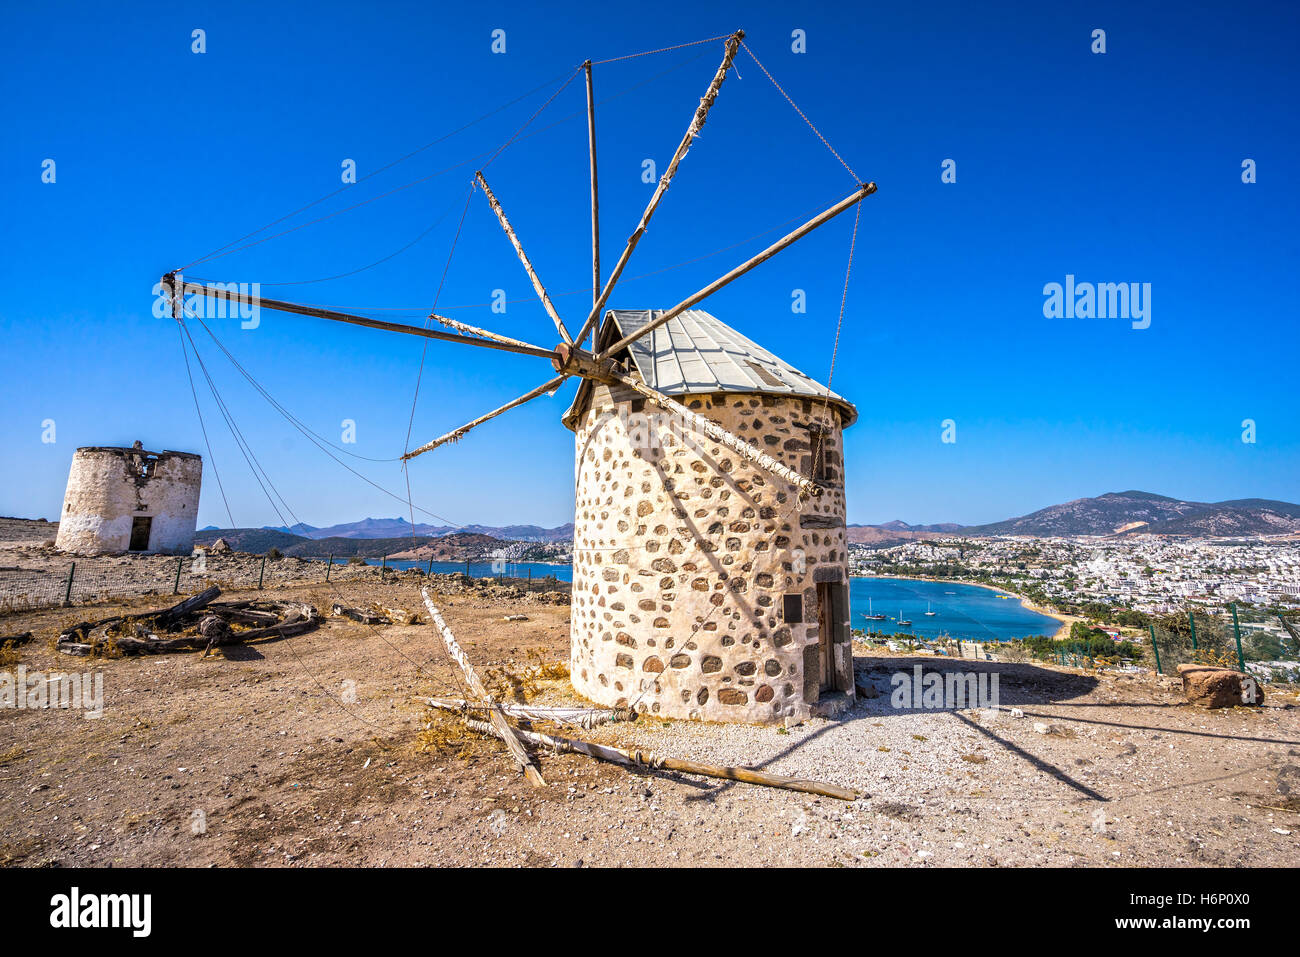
[850,536,1300,615]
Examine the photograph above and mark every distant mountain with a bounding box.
[962,491,1300,538]
[257,516,573,543]
[847,520,966,545]
[206,492,1298,550]
[194,527,522,560]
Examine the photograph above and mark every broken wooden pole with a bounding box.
[402,374,567,461]
[598,181,876,360]
[609,370,821,499]
[585,59,601,315]
[424,696,635,729]
[572,30,745,349]
[463,719,859,801]
[419,588,545,787]
[429,313,538,351]
[166,277,555,359]
[474,171,573,344]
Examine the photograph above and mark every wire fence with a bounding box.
[1028,606,1300,684]
[1145,606,1300,683]
[0,553,571,617]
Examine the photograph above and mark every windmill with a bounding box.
[163,30,874,724]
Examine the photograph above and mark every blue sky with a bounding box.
[2,0,1296,530]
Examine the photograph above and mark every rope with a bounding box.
[481,64,584,171]
[741,40,859,183]
[404,183,475,461]
[249,194,464,288]
[177,69,580,272]
[180,51,708,281]
[180,317,470,713]
[175,320,236,529]
[593,33,732,65]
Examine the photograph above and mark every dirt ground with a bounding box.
[2,571,1299,868]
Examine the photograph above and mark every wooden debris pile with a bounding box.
[418,587,860,801]
[330,602,420,626]
[57,586,320,657]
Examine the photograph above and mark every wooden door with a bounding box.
[817,582,834,691]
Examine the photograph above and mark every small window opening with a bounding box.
[783,594,803,623]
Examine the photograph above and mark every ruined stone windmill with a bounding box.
[166,30,873,724]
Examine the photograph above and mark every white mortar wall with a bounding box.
[55,447,202,556]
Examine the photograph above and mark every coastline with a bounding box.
[855,573,1072,641]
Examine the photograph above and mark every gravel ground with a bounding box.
[2,574,1298,868]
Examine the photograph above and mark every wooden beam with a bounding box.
[608,369,822,499]
[420,589,545,787]
[429,314,537,351]
[464,718,860,801]
[571,29,745,350]
[474,171,573,345]
[423,696,634,729]
[597,181,876,360]
[585,60,601,318]
[167,276,556,360]
[402,374,567,461]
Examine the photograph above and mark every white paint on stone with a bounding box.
[54,443,202,556]
[566,391,854,724]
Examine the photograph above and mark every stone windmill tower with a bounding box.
[167,29,872,725]
[562,310,857,722]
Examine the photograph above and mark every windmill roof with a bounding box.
[561,309,857,430]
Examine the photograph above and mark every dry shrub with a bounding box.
[1193,648,1240,670]
[416,710,480,759]
[0,641,20,668]
[483,648,569,703]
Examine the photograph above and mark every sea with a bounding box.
[354,559,1058,642]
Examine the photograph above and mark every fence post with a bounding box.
[381,555,388,576]
[173,556,184,595]
[427,558,433,576]
[1187,608,1198,651]
[326,554,332,582]
[465,559,470,578]
[62,562,76,606]
[1231,603,1246,672]
[258,554,267,590]
[1149,625,1162,675]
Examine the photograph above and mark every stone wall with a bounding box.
[55,447,202,556]
[569,391,853,724]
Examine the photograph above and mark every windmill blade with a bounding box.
[572,29,745,350]
[596,181,875,361]
[166,275,556,360]
[607,369,821,500]
[584,59,601,310]
[474,171,573,345]
[402,374,568,461]
[430,313,539,351]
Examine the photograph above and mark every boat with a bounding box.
[898,609,912,626]
[865,597,886,620]
[924,601,936,616]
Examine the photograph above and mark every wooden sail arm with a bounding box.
[402,374,568,461]
[429,313,538,351]
[596,181,875,361]
[421,590,545,787]
[572,29,745,350]
[608,369,822,500]
[163,274,556,360]
[473,171,573,344]
[585,59,601,314]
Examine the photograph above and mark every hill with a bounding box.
[260,517,574,542]
[962,491,1300,538]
